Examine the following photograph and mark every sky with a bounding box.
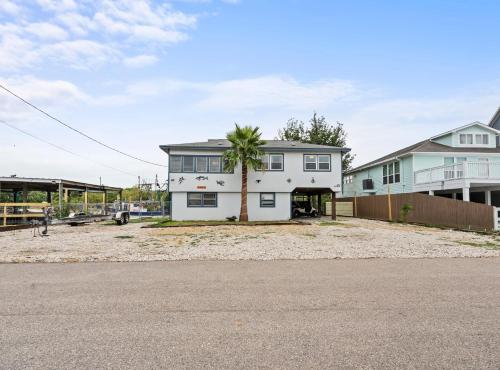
[1,0,499,188]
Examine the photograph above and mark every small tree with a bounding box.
[277,113,355,170]
[223,124,266,222]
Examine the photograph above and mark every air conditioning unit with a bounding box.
[362,179,374,190]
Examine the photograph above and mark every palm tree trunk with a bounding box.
[240,162,248,222]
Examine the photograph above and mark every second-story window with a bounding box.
[196,157,208,172]
[304,154,331,171]
[475,134,489,144]
[383,161,400,184]
[209,157,221,172]
[260,154,284,171]
[169,155,231,173]
[170,156,182,172]
[183,156,195,172]
[459,134,473,145]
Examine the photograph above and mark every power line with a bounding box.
[0,83,167,168]
[1,119,137,178]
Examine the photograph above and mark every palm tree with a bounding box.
[223,124,266,222]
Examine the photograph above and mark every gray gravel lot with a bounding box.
[1,259,499,369]
[1,217,499,262]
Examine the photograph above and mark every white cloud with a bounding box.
[0,0,199,71]
[196,76,358,110]
[0,34,37,70]
[130,25,188,43]
[40,40,120,69]
[25,22,69,40]
[35,0,77,12]
[0,1,21,15]
[123,54,159,68]
[0,76,88,121]
[56,12,93,36]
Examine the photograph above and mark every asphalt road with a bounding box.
[1,258,499,369]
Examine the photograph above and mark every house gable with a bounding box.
[430,122,498,149]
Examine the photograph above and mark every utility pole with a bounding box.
[387,181,392,222]
[138,176,142,220]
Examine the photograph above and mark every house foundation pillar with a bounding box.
[452,192,457,200]
[428,190,434,196]
[463,187,470,202]
[331,191,336,220]
[485,190,492,206]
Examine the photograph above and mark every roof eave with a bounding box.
[345,152,411,174]
[160,145,349,153]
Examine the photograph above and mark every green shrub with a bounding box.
[399,203,413,223]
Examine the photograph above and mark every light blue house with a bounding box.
[343,120,500,206]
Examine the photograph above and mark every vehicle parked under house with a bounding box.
[160,140,350,221]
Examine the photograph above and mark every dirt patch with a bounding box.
[0,217,499,263]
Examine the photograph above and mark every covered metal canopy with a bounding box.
[0,177,122,193]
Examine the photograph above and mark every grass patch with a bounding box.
[318,221,355,228]
[114,235,134,239]
[454,240,500,250]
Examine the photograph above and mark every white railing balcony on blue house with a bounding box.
[414,161,500,185]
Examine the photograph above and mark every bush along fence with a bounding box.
[342,193,495,232]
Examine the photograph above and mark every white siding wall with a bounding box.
[171,192,241,221]
[171,192,291,221]
[169,150,342,193]
[247,192,290,221]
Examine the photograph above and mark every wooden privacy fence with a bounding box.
[325,201,353,217]
[342,193,495,232]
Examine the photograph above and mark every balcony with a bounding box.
[414,161,500,185]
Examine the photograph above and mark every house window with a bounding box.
[183,156,195,172]
[459,134,473,145]
[304,155,317,170]
[382,161,400,185]
[170,156,182,172]
[196,157,208,173]
[260,154,284,171]
[475,134,489,144]
[187,192,217,207]
[304,154,331,171]
[270,154,284,170]
[260,193,275,207]
[343,175,353,184]
[209,157,221,173]
[170,155,229,173]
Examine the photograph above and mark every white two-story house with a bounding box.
[160,140,349,221]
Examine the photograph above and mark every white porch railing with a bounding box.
[414,161,500,185]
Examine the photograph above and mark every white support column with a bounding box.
[428,190,434,196]
[463,187,470,202]
[452,192,457,200]
[485,190,492,206]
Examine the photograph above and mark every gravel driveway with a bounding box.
[1,218,499,263]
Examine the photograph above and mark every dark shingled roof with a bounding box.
[489,106,500,128]
[160,139,350,153]
[347,140,500,174]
